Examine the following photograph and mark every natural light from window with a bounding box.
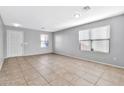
[40,34,48,48]
[79,25,110,53]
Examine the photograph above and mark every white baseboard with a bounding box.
[23,50,53,56]
[54,51,124,69]
[4,49,124,70]
[0,58,4,71]
[5,50,53,58]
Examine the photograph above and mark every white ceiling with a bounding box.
[0,6,124,32]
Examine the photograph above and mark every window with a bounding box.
[40,34,48,48]
[79,30,91,51]
[79,25,110,53]
[92,40,109,53]
[91,26,110,53]
[80,41,91,51]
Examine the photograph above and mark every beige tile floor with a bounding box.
[0,53,124,86]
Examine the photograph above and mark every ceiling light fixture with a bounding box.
[13,23,22,27]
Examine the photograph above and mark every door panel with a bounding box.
[7,30,24,57]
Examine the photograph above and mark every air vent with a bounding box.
[83,6,91,11]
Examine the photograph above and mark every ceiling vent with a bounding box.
[83,6,91,11]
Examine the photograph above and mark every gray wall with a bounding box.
[53,14,124,67]
[0,16,4,61]
[0,16,6,69]
[5,26,53,57]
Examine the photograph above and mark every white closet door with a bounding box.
[7,30,24,57]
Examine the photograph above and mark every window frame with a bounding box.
[79,25,110,53]
[40,34,49,48]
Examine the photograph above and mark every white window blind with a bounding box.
[79,30,90,40]
[91,25,110,40]
[80,41,91,51]
[92,40,109,53]
[79,25,110,53]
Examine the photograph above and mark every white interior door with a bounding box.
[7,30,24,57]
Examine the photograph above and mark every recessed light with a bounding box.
[74,13,80,18]
[13,23,22,27]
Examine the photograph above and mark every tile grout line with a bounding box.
[93,68,107,86]
[23,56,51,85]
[15,57,30,86]
[32,56,72,85]
[19,56,48,85]
[3,54,124,86]
[1,58,26,86]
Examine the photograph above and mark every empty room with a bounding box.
[0,6,124,86]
